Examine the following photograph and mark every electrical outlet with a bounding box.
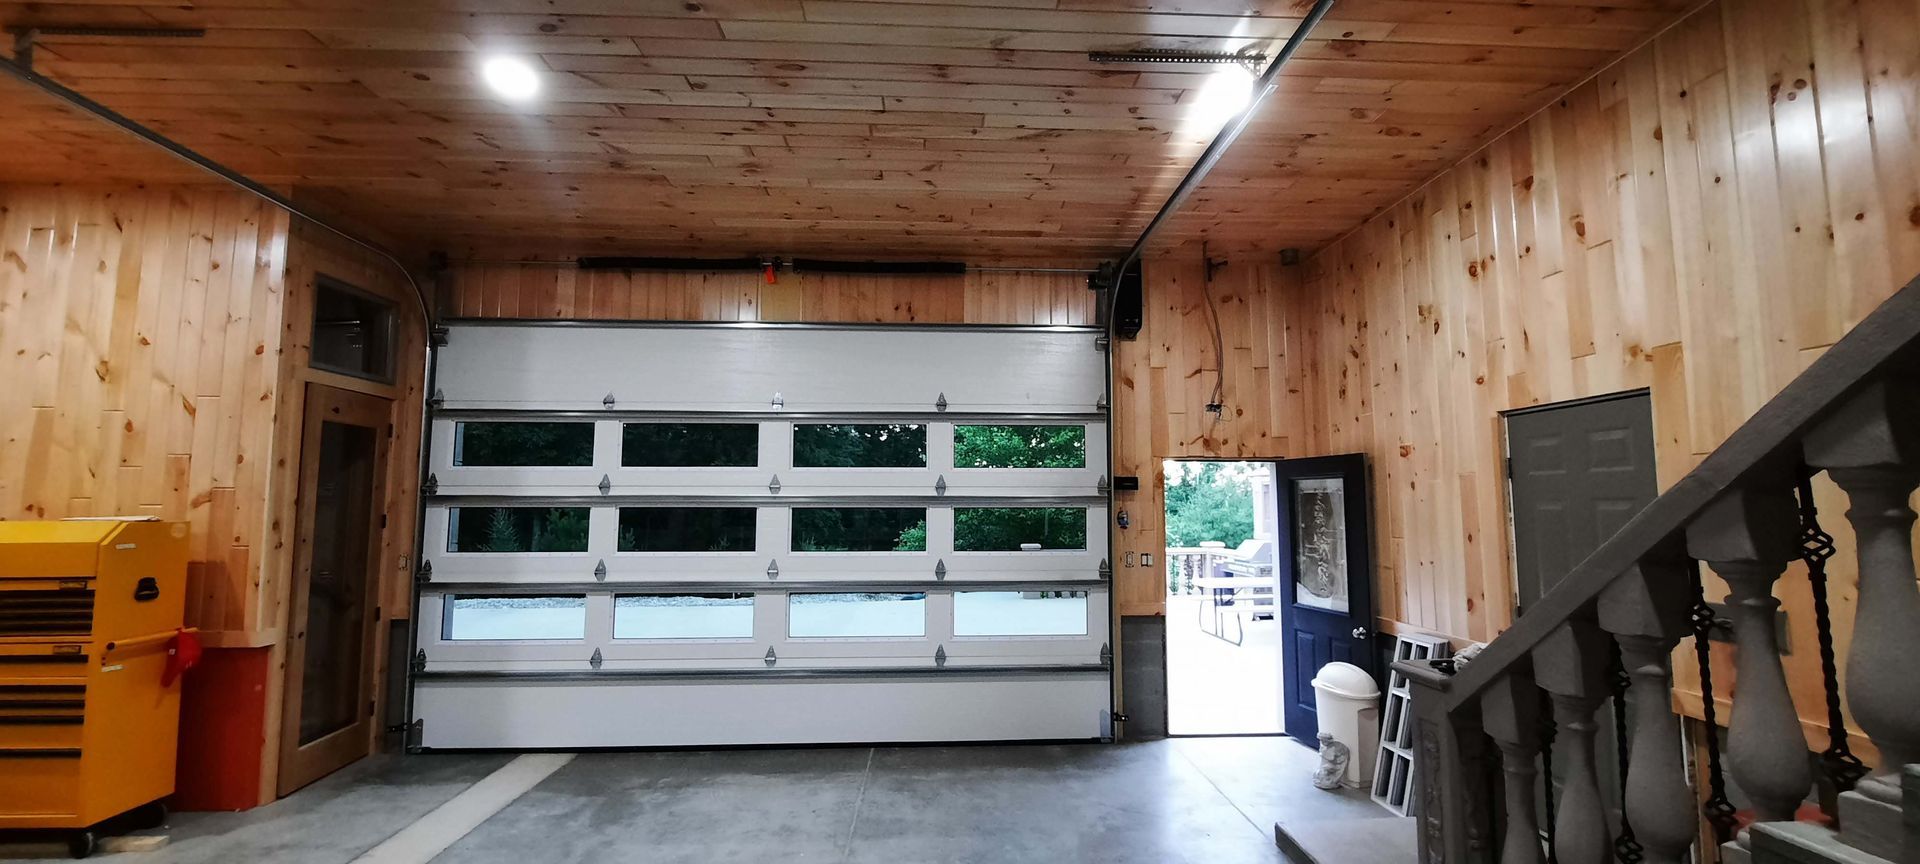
[1141,553,1153,566]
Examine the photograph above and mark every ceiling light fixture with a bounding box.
[1182,64,1256,134]
[481,55,541,101]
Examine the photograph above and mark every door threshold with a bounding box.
[1165,731,1286,739]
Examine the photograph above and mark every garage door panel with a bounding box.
[416,677,1109,749]
[435,325,1104,415]
[414,321,1111,748]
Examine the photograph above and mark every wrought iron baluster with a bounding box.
[1540,686,1559,864]
[1795,473,1869,792]
[1688,562,1738,844]
[1607,640,1645,864]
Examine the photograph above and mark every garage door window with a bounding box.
[614,594,755,639]
[444,596,587,641]
[454,422,594,467]
[792,424,926,467]
[792,507,927,551]
[623,423,758,467]
[954,591,1088,637]
[789,592,926,638]
[618,507,757,552]
[448,507,591,553]
[954,507,1087,551]
[954,425,1085,469]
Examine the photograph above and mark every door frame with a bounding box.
[279,382,392,796]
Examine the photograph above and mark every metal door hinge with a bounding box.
[766,559,780,580]
[589,648,603,670]
[1097,559,1111,580]
[934,645,948,668]
[935,392,948,412]
[764,647,778,667]
[771,392,784,409]
[428,389,445,409]
[1099,643,1113,667]
[411,649,427,674]
[593,559,607,581]
[415,560,433,584]
[934,559,947,581]
[934,475,947,496]
[421,473,439,496]
[768,474,782,494]
[602,392,617,409]
[1096,475,1110,495]
[598,474,612,495]
[1095,394,1108,411]
[1094,335,1110,352]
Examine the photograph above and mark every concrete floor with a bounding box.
[0,737,1394,864]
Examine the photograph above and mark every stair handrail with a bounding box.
[1438,273,1920,715]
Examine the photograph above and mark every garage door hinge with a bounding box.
[933,645,947,668]
[771,392,784,409]
[768,474,782,494]
[415,560,433,584]
[1099,643,1112,667]
[422,473,439,496]
[1096,475,1110,495]
[589,648,603,670]
[593,559,607,581]
[934,475,947,496]
[766,559,780,580]
[389,719,424,749]
[602,392,617,409]
[1097,559,1111,580]
[934,559,947,581]
[428,389,444,410]
[411,649,428,674]
[596,474,611,495]
[764,647,778,667]
[934,392,948,412]
[429,325,450,347]
[1095,394,1108,411]
[1094,336,1110,352]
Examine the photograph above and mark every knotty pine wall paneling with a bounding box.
[443,265,1095,325]
[0,185,292,639]
[1251,0,1920,756]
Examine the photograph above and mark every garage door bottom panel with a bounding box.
[415,677,1109,748]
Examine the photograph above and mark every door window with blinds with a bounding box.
[412,323,1112,749]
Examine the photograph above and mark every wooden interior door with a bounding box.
[279,383,390,796]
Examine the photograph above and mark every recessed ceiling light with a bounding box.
[481,56,541,101]
[1182,66,1255,134]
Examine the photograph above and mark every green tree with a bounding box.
[534,508,590,552]
[953,425,1085,468]
[481,508,519,552]
[793,424,926,467]
[1163,462,1255,549]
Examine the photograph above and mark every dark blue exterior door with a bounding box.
[1275,453,1377,746]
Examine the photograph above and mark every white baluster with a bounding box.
[1686,486,1810,824]
[1598,561,1698,864]
[1531,620,1613,864]
[1804,380,1920,805]
[1480,673,1544,864]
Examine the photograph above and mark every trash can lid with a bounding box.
[1311,661,1380,699]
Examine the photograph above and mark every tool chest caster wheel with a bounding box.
[68,828,98,859]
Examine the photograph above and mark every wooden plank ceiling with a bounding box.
[0,0,1693,263]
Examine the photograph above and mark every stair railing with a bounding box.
[1403,273,1920,864]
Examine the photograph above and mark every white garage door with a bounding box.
[410,321,1112,749]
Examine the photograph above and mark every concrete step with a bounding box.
[1273,816,1417,864]
[1751,820,1896,864]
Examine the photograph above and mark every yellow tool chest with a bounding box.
[0,519,189,856]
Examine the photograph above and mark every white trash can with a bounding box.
[1311,661,1382,789]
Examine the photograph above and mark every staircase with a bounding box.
[1403,274,1920,864]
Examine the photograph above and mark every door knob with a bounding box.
[1351,626,1370,640]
